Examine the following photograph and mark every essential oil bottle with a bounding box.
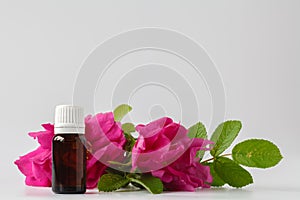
[52,105,86,194]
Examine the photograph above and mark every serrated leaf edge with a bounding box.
[210,120,242,157]
[98,174,130,192]
[214,157,253,188]
[188,122,207,139]
[232,138,283,168]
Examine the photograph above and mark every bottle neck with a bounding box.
[54,127,85,134]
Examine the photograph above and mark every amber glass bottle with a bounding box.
[52,105,86,194]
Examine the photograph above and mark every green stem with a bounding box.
[108,160,132,166]
[201,153,232,163]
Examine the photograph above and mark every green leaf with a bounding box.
[122,122,136,133]
[124,132,136,152]
[122,122,137,151]
[113,104,132,122]
[188,122,207,159]
[98,174,130,192]
[232,139,283,168]
[210,120,242,157]
[188,122,207,139]
[214,157,253,188]
[129,174,163,194]
[205,163,226,187]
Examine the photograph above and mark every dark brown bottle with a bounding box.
[52,105,86,194]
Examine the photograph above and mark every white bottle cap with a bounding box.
[54,105,85,134]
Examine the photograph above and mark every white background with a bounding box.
[0,0,299,199]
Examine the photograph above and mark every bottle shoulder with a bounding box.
[52,134,86,142]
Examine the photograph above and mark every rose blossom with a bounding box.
[132,117,212,191]
[15,112,126,189]
[151,139,213,191]
[14,124,53,187]
[85,112,126,188]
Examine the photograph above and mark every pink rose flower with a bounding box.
[85,112,126,162]
[15,112,126,189]
[152,139,213,191]
[14,124,53,187]
[132,117,212,191]
[85,112,126,188]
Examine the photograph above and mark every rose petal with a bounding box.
[86,156,107,189]
[28,124,54,149]
[133,117,213,191]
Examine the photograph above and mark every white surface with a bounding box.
[5,155,299,199]
[1,0,300,199]
[3,181,300,200]
[7,187,300,200]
